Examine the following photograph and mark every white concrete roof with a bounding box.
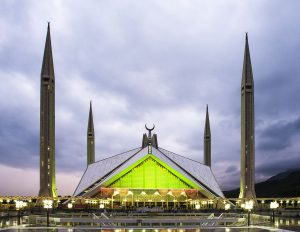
[158,147,224,197]
[73,147,141,196]
[73,146,224,198]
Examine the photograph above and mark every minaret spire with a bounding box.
[239,33,256,200]
[204,105,211,167]
[39,23,57,197]
[41,23,54,79]
[87,101,95,166]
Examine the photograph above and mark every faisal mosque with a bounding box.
[38,24,256,209]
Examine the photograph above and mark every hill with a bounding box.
[224,169,300,198]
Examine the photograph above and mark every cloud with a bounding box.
[257,117,300,151]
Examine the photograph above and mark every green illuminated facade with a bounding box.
[105,155,195,189]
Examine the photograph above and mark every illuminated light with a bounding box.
[173,199,177,202]
[141,191,146,195]
[71,200,75,203]
[127,191,133,196]
[270,201,279,209]
[142,230,146,232]
[154,191,160,196]
[15,200,27,210]
[113,190,119,196]
[124,199,127,202]
[160,200,165,202]
[209,200,213,204]
[245,200,254,210]
[286,200,290,203]
[280,200,283,204]
[225,228,231,232]
[298,201,300,204]
[241,203,245,208]
[167,191,173,196]
[225,203,231,210]
[148,199,152,202]
[261,200,265,204]
[67,203,73,209]
[0,199,2,203]
[195,204,200,210]
[99,204,104,209]
[43,199,53,209]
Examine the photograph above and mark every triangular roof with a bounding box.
[74,146,224,198]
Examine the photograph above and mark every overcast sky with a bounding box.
[1,0,300,196]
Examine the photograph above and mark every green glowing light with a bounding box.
[103,154,200,189]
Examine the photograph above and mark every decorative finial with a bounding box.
[145,124,155,138]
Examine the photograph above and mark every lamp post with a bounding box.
[270,201,279,223]
[15,200,27,225]
[225,203,231,211]
[43,199,53,227]
[245,200,253,226]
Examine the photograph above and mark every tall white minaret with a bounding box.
[239,33,256,200]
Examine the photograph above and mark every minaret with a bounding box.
[239,33,256,200]
[204,105,211,167]
[87,101,95,166]
[39,23,57,197]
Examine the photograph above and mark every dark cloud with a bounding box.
[225,165,238,174]
[257,117,300,151]
[256,154,300,177]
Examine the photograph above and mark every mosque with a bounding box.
[38,24,256,208]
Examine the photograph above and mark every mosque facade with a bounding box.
[38,24,256,207]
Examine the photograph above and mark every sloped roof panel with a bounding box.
[73,147,141,196]
[88,147,149,191]
[158,147,224,197]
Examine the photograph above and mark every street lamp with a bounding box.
[43,199,53,227]
[15,200,27,225]
[270,201,279,223]
[67,203,73,209]
[244,200,254,226]
[225,203,231,211]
